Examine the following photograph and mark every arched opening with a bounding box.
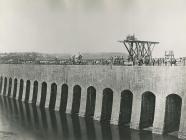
[3,77,7,95]
[60,84,68,112]
[0,77,3,94]
[32,81,38,105]
[18,79,24,101]
[164,94,182,134]
[25,80,31,102]
[40,82,47,108]
[49,83,57,110]
[85,86,96,117]
[100,88,113,124]
[7,78,12,97]
[13,79,17,98]
[139,91,156,129]
[119,90,133,126]
[71,85,81,114]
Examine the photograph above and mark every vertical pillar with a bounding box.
[36,81,42,106]
[66,85,73,114]
[28,104,36,130]
[111,126,120,140]
[66,113,74,139]
[55,112,63,138]
[55,83,62,111]
[22,102,28,126]
[5,77,9,96]
[93,88,103,121]
[0,77,4,95]
[5,98,11,117]
[79,117,88,140]
[130,94,141,130]
[45,110,52,133]
[29,80,34,103]
[79,87,87,117]
[22,80,27,101]
[178,95,186,139]
[110,91,120,125]
[45,83,51,108]
[10,78,14,98]
[152,94,166,134]
[15,79,20,100]
[36,107,45,131]
[94,121,102,140]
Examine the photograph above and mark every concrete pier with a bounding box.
[0,64,185,139]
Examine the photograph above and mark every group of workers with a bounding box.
[65,55,186,66]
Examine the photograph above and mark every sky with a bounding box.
[0,0,186,57]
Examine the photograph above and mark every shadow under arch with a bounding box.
[49,83,57,110]
[3,77,7,95]
[100,88,113,124]
[71,115,82,139]
[25,80,31,102]
[163,94,182,134]
[60,84,68,112]
[7,78,12,97]
[32,81,38,105]
[71,85,81,115]
[85,117,96,140]
[0,76,3,94]
[40,82,47,108]
[59,112,69,138]
[119,90,133,126]
[139,91,156,129]
[13,79,18,98]
[101,123,112,140]
[85,86,96,118]
[18,79,24,101]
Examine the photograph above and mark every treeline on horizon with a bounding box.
[0,52,127,62]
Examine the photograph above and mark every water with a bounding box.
[0,96,181,140]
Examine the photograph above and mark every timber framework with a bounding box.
[119,35,159,65]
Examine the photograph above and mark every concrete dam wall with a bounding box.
[0,64,186,139]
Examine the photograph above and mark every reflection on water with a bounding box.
[0,96,181,140]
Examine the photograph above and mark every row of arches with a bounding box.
[0,76,183,134]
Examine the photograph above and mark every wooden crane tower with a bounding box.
[118,35,159,65]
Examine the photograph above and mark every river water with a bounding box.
[0,96,181,140]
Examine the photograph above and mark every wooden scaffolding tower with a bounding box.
[118,35,159,65]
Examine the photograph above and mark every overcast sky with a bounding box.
[0,0,186,57]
